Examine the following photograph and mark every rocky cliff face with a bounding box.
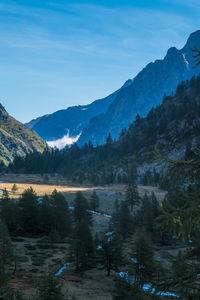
[0,105,46,164]
[78,30,200,145]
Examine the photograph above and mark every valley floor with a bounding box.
[0,175,179,299]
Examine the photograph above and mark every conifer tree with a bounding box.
[129,228,155,289]
[118,202,132,240]
[38,194,53,234]
[89,190,100,212]
[1,199,19,234]
[125,179,140,212]
[51,189,71,238]
[11,183,18,194]
[18,187,39,233]
[73,191,92,226]
[36,273,64,300]
[100,233,123,276]
[0,220,13,272]
[71,219,94,271]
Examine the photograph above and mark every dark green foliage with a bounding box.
[125,180,140,212]
[71,220,94,271]
[51,190,71,237]
[160,251,199,299]
[0,221,26,300]
[36,273,64,300]
[156,186,200,241]
[1,199,19,234]
[112,200,132,240]
[133,193,159,240]
[113,277,155,300]
[100,233,123,276]
[9,74,200,186]
[0,220,13,271]
[73,191,92,226]
[118,202,132,240]
[1,189,71,238]
[129,228,155,289]
[89,190,100,211]
[18,187,39,233]
[11,184,18,193]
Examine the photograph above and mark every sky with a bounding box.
[0,0,199,123]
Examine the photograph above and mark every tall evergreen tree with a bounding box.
[129,228,155,289]
[118,202,132,240]
[18,187,39,233]
[0,220,13,272]
[71,220,94,271]
[73,191,92,226]
[125,180,140,212]
[51,189,71,238]
[100,233,123,276]
[89,190,100,212]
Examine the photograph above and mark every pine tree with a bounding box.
[161,251,198,298]
[89,190,100,212]
[129,228,155,289]
[118,202,132,240]
[1,199,19,235]
[11,184,18,194]
[73,191,92,226]
[51,189,71,238]
[0,220,13,272]
[38,194,53,234]
[100,233,123,276]
[36,273,64,300]
[125,180,140,212]
[18,187,39,233]
[71,220,94,271]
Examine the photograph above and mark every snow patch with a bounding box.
[47,131,81,150]
[182,53,189,68]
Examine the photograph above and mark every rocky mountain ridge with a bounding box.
[26,30,200,146]
[0,104,46,164]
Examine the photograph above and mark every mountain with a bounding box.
[26,30,200,146]
[78,30,200,145]
[0,104,46,164]
[10,74,200,184]
[25,80,132,141]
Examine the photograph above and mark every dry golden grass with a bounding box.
[0,182,92,198]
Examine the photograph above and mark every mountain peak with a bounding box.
[166,46,178,56]
[184,29,200,49]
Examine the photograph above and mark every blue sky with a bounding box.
[0,0,199,123]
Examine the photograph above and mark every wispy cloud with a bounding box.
[0,0,199,123]
[47,131,81,149]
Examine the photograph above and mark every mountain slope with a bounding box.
[10,75,200,183]
[26,80,132,141]
[78,30,200,145]
[26,30,200,146]
[0,105,46,164]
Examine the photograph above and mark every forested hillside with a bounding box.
[9,75,200,185]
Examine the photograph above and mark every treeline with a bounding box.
[1,188,71,238]
[9,75,200,185]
